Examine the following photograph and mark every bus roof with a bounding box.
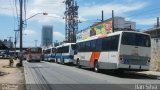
[77,31,150,43]
[56,43,76,48]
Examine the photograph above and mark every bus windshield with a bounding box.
[52,48,56,53]
[45,49,51,54]
[121,32,151,47]
[71,44,76,50]
[30,48,42,53]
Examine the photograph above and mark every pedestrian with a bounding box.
[9,57,14,67]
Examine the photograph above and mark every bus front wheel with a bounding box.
[77,59,81,68]
[61,59,64,65]
[94,61,100,73]
[55,59,58,63]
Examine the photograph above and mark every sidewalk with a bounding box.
[0,59,24,83]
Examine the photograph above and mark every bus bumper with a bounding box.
[48,58,55,62]
[64,59,73,63]
[118,64,149,71]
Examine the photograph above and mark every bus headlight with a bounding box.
[119,55,124,63]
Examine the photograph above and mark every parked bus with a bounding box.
[50,47,56,62]
[74,31,151,72]
[55,43,76,64]
[43,48,51,61]
[26,47,42,62]
[0,50,9,58]
[43,47,56,62]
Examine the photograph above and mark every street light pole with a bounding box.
[19,0,23,66]
[24,13,48,22]
[18,0,47,66]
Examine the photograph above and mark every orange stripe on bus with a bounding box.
[90,52,101,65]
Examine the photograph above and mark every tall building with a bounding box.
[41,25,53,48]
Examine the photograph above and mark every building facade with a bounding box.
[113,16,136,31]
[0,39,13,49]
[3,39,13,48]
[143,27,160,52]
[41,25,53,48]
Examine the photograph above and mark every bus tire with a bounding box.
[61,59,64,65]
[55,59,58,63]
[94,61,99,73]
[77,59,81,68]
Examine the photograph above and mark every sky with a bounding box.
[0,0,160,47]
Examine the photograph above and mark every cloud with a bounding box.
[134,18,156,25]
[78,16,88,22]
[23,29,35,35]
[0,1,17,16]
[53,31,65,41]
[126,17,156,25]
[0,0,149,24]
[0,0,148,23]
[26,0,65,23]
[0,0,65,23]
[79,2,147,18]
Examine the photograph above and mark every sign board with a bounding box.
[77,20,113,41]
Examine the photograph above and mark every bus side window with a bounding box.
[78,43,81,52]
[86,41,91,52]
[102,37,111,51]
[91,40,96,51]
[79,43,84,52]
[83,42,86,52]
[110,35,119,51]
[96,39,102,51]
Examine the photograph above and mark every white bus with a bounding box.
[43,47,56,62]
[55,43,76,64]
[74,31,151,72]
[43,48,50,61]
[26,47,42,62]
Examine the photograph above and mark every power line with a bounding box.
[14,0,20,25]
[23,0,27,28]
[9,0,16,30]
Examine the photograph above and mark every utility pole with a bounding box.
[156,17,159,39]
[155,17,159,49]
[14,30,19,56]
[64,0,79,43]
[112,10,114,32]
[101,10,104,22]
[157,17,159,28]
[19,0,23,66]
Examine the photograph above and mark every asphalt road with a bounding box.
[24,61,160,90]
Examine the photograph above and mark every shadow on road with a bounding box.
[80,67,156,80]
[27,61,45,63]
[45,62,157,80]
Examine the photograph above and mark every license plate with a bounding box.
[124,59,129,64]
